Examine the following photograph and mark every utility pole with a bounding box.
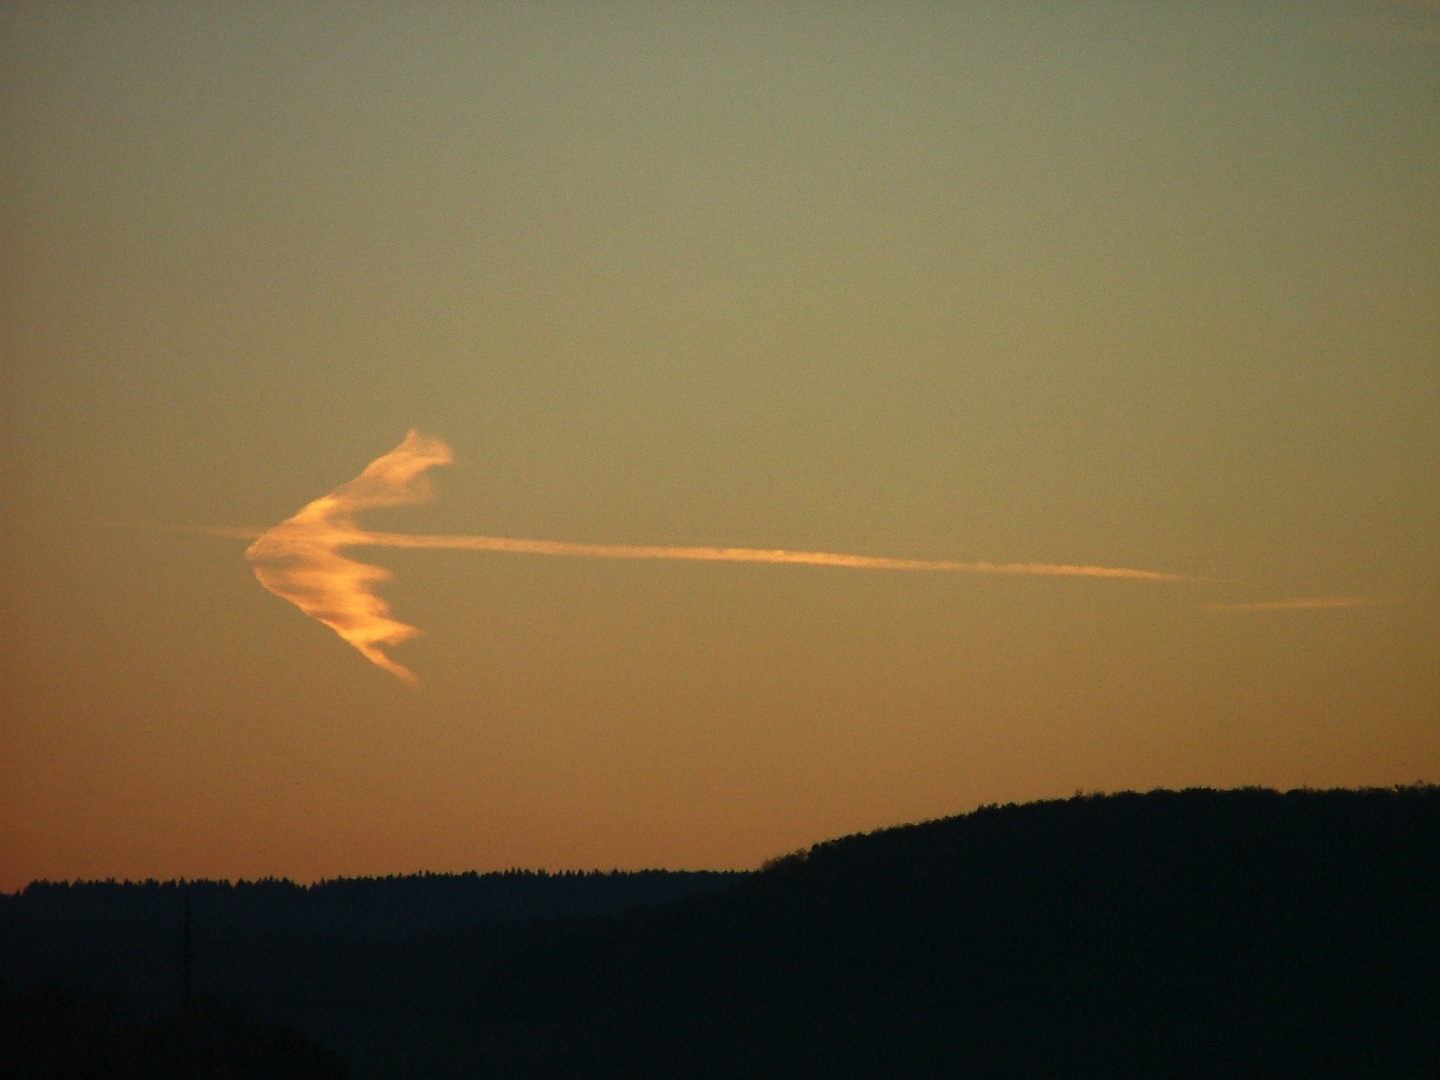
[182,884,194,1019]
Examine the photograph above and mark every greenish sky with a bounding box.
[3,1,1437,890]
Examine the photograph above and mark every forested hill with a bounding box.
[465,786,1440,1078]
[1,869,744,940]
[4,787,1437,1078]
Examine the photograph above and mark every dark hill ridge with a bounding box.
[2,869,744,940]
[463,786,1440,1078]
[4,787,1437,1079]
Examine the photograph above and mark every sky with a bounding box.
[2,1,1437,891]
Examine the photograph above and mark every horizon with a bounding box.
[8,780,1430,894]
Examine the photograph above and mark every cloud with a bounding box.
[1201,596,1377,612]
[245,431,453,685]
[246,432,1196,683]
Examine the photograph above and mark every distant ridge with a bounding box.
[2,869,745,940]
[4,787,1436,1078]
[463,785,1440,1078]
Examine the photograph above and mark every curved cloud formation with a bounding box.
[247,431,1194,683]
[246,431,453,684]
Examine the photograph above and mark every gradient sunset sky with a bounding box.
[2,1,1437,891]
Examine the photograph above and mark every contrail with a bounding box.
[354,531,1189,579]
[1201,596,1377,612]
[245,431,1198,683]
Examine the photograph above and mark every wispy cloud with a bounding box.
[1201,596,1378,613]
[245,432,1197,683]
[246,431,454,684]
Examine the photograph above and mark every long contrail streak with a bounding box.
[353,531,1188,580]
[244,431,1196,683]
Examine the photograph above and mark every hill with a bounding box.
[5,788,1437,1078]
[1,869,744,941]
[461,786,1440,1078]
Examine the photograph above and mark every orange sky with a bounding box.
[2,2,1437,891]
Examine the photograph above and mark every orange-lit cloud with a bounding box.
[245,431,453,684]
[1201,597,1377,612]
[246,432,1197,682]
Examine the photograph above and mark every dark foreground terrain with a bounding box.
[5,787,1438,1078]
[1,870,741,1077]
[1,984,347,1079]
